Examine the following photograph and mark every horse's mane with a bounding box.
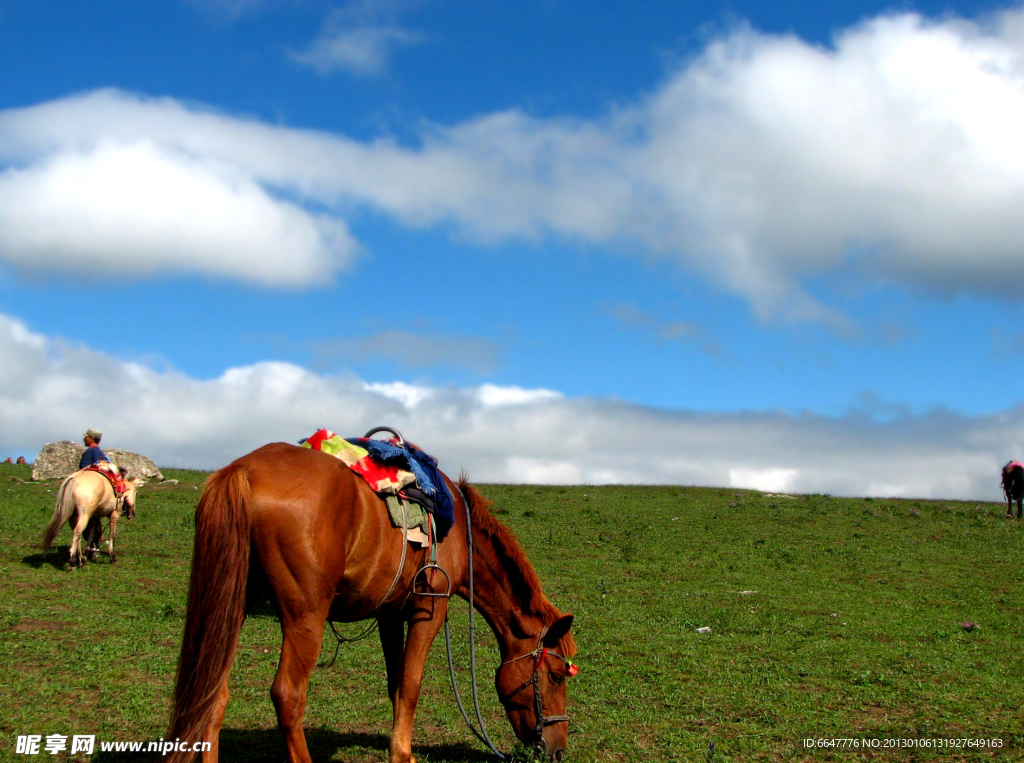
[457,477,574,656]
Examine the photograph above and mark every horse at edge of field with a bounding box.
[1002,461,1024,519]
[166,441,577,763]
[41,469,141,566]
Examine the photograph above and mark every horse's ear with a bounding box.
[543,614,574,647]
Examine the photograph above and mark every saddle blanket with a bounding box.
[300,429,455,541]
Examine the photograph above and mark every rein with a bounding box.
[444,484,506,760]
[443,486,577,757]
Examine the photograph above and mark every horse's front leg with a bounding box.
[387,600,448,763]
[108,511,119,563]
[84,517,102,561]
[378,615,406,715]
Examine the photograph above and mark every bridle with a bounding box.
[499,628,578,738]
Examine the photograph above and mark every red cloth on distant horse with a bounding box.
[84,464,127,495]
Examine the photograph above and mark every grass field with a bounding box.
[2,459,1023,762]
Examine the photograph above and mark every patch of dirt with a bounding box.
[10,618,71,632]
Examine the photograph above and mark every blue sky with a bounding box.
[2,0,1024,498]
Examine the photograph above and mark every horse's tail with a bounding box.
[167,465,252,762]
[41,476,77,553]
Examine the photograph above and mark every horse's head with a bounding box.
[495,613,577,762]
[122,478,143,520]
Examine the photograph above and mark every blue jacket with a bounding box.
[80,445,110,469]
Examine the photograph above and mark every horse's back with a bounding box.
[225,442,400,615]
[232,439,367,505]
[68,470,115,511]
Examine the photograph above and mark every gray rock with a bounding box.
[32,441,164,482]
[31,441,81,482]
[106,449,163,482]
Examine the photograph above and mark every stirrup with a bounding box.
[413,564,451,598]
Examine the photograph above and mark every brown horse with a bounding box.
[1002,461,1024,519]
[168,442,577,763]
[41,469,141,566]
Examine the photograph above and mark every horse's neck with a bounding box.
[464,527,549,660]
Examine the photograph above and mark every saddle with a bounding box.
[300,427,454,544]
[84,464,128,495]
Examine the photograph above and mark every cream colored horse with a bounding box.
[42,469,141,566]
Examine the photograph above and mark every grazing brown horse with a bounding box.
[168,442,576,763]
[41,469,141,566]
[1002,461,1024,519]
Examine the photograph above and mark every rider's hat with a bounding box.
[84,428,102,440]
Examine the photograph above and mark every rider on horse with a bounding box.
[80,429,110,469]
[80,429,128,494]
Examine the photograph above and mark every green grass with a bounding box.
[1,461,1023,761]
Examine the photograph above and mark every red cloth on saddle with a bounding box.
[85,465,127,495]
[301,429,415,493]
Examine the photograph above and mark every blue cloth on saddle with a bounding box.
[347,438,455,541]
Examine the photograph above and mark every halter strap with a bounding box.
[499,629,575,735]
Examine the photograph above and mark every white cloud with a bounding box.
[290,0,424,76]
[729,467,798,493]
[0,313,1019,500]
[504,458,584,485]
[4,8,1024,312]
[0,141,357,285]
[363,381,434,409]
[476,384,563,407]
[293,25,424,76]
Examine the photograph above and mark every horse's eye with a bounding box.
[549,672,564,685]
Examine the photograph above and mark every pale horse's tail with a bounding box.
[41,474,78,553]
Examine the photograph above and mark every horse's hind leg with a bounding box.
[68,512,90,567]
[200,678,230,761]
[271,610,328,763]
